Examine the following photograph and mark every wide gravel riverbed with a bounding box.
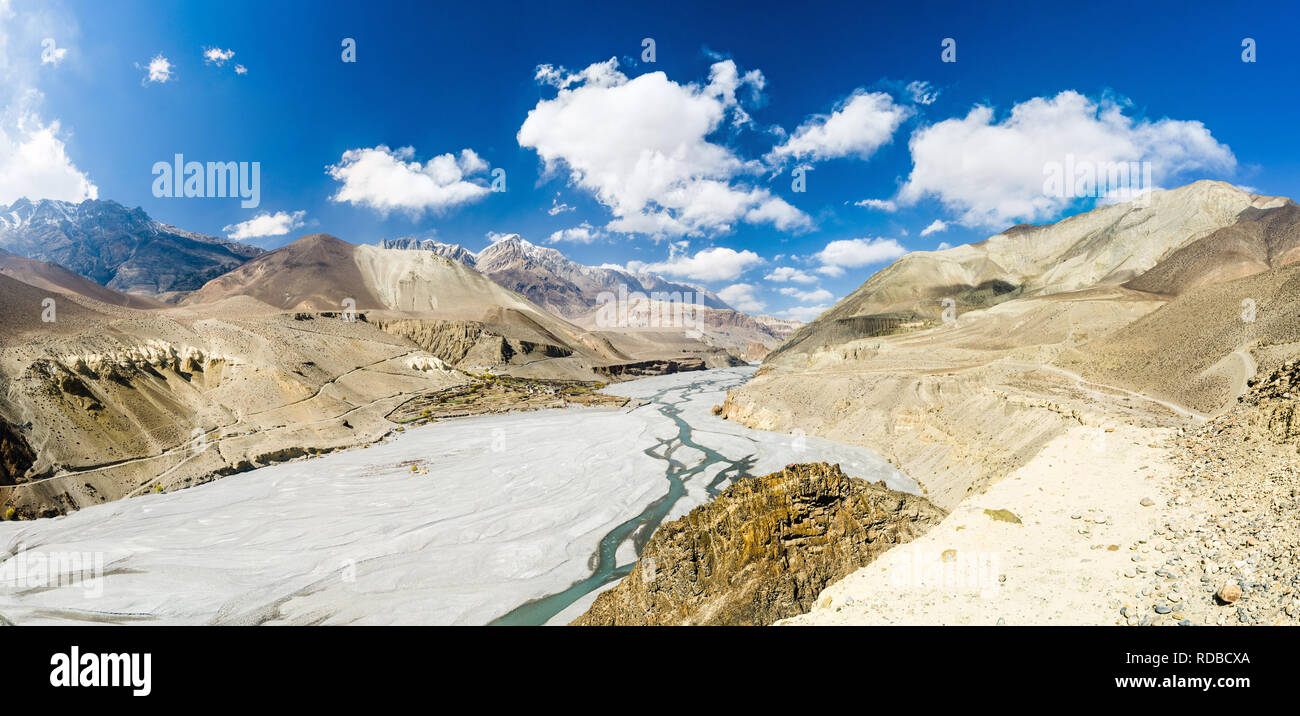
[0,367,912,625]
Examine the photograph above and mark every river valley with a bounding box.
[0,367,913,626]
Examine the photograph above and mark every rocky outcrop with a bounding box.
[572,462,945,626]
[1241,359,1300,441]
[0,419,36,487]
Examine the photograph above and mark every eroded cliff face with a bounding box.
[572,462,945,626]
[371,319,488,366]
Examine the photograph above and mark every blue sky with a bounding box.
[2,0,1298,319]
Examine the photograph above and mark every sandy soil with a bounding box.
[781,423,1200,625]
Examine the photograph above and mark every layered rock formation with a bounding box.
[572,462,945,626]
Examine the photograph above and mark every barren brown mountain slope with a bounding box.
[771,181,1287,360]
[184,233,375,310]
[1061,263,1300,414]
[0,230,749,517]
[724,287,1177,509]
[0,276,470,516]
[727,181,1300,510]
[0,249,166,310]
[183,233,741,379]
[1123,200,1300,296]
[717,180,1300,625]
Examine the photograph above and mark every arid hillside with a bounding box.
[0,232,743,518]
[726,181,1300,510]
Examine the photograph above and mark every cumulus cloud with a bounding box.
[547,222,601,244]
[0,115,98,204]
[779,286,833,303]
[203,47,234,66]
[327,145,492,215]
[764,266,818,284]
[920,219,948,236]
[906,80,939,106]
[854,197,897,212]
[768,90,911,164]
[234,64,247,75]
[626,245,764,282]
[899,91,1236,227]
[814,237,907,277]
[0,5,96,203]
[518,57,809,238]
[717,283,765,312]
[142,53,172,83]
[223,210,306,240]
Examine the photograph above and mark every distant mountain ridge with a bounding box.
[382,238,479,267]
[0,198,263,295]
[382,234,798,352]
[772,180,1294,358]
[383,234,731,313]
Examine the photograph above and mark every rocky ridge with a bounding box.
[572,462,945,626]
[0,198,262,294]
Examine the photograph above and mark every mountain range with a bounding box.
[0,198,264,295]
[383,234,798,355]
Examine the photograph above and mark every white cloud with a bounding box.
[518,58,809,237]
[485,231,518,244]
[234,64,247,75]
[203,47,234,66]
[814,237,907,276]
[854,197,897,212]
[768,90,910,164]
[223,210,306,241]
[778,304,831,322]
[0,5,95,204]
[143,53,172,83]
[764,266,818,284]
[547,222,601,244]
[906,80,939,106]
[779,286,833,303]
[717,283,765,312]
[626,245,764,282]
[936,241,951,250]
[899,91,1236,227]
[327,145,491,215]
[548,193,574,215]
[0,114,98,204]
[920,219,948,236]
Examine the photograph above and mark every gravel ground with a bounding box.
[1112,391,1300,626]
